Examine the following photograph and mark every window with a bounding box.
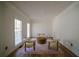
[15,19,22,46]
[27,23,30,38]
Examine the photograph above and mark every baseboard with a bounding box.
[58,42,77,57]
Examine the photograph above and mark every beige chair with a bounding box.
[24,39,35,52]
[48,40,58,51]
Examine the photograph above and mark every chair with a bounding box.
[37,37,46,44]
[37,33,47,44]
[24,39,35,52]
[48,40,58,51]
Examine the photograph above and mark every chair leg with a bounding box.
[25,43,26,52]
[48,41,50,49]
[57,41,59,51]
[33,41,35,51]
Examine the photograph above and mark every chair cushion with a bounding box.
[25,42,33,48]
[49,40,58,50]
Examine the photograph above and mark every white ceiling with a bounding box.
[11,1,73,21]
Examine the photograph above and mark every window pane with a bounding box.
[27,23,30,38]
[15,19,22,46]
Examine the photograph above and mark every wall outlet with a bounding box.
[70,43,73,47]
[5,46,8,50]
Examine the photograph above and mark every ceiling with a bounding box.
[10,1,74,21]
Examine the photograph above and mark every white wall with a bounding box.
[0,3,2,55]
[0,5,1,57]
[0,2,31,56]
[0,2,7,56]
[32,19,52,37]
[53,2,79,56]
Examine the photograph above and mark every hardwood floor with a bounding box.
[8,38,77,57]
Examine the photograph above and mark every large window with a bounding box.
[27,23,30,38]
[15,19,22,46]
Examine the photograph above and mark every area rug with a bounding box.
[23,50,59,57]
